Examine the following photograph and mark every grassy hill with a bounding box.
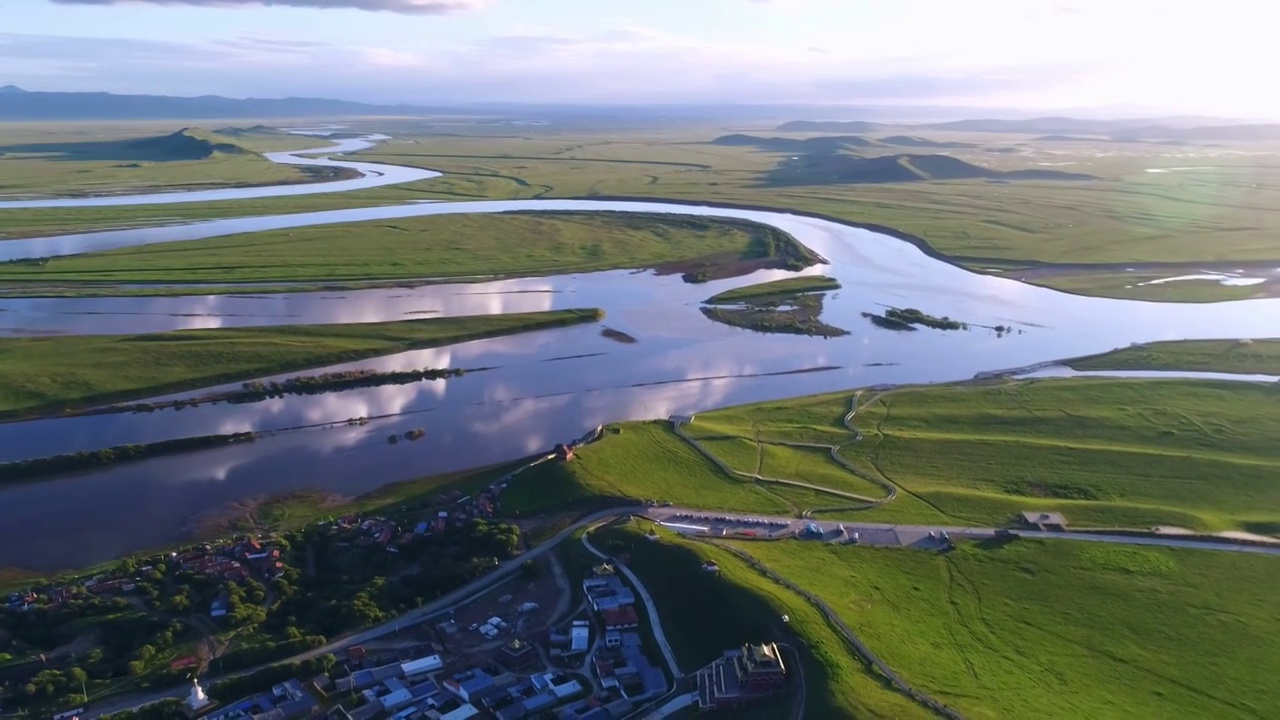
[1068,339,1280,374]
[736,538,1279,719]
[876,135,977,148]
[774,120,885,133]
[767,152,1096,185]
[709,134,877,153]
[122,127,254,160]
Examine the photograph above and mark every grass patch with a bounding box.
[0,211,814,286]
[1068,339,1280,374]
[734,539,1280,719]
[848,379,1280,531]
[0,308,601,419]
[591,519,929,719]
[704,275,840,304]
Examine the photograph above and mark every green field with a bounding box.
[507,378,1280,534]
[0,308,601,419]
[1070,339,1280,374]
[705,274,841,303]
[0,211,808,286]
[589,520,929,719]
[3,127,1279,300]
[733,539,1279,719]
[0,124,334,198]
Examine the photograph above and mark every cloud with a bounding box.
[49,0,488,14]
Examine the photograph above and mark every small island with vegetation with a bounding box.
[862,306,968,332]
[701,275,846,337]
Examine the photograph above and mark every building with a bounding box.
[696,643,787,711]
[498,640,540,672]
[443,669,496,703]
[553,444,575,461]
[593,633,666,701]
[601,606,639,631]
[582,568,635,612]
[1021,511,1068,532]
[400,654,444,679]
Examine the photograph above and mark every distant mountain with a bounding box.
[876,135,977,148]
[0,88,450,121]
[710,134,877,153]
[767,153,1095,186]
[214,124,288,137]
[775,120,885,133]
[1110,124,1280,142]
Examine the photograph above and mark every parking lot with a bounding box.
[644,508,997,550]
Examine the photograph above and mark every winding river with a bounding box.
[2,135,1278,570]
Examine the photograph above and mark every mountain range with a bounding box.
[776,117,1280,142]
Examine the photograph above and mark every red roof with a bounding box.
[601,606,639,628]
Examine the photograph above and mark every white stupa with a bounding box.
[188,677,210,711]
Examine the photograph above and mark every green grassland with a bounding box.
[589,519,929,719]
[506,378,1279,533]
[734,539,1279,719]
[705,274,841,303]
[0,211,807,286]
[846,379,1280,532]
[1,128,1276,299]
[0,308,601,419]
[1069,338,1280,374]
[0,124,336,199]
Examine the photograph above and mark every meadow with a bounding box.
[704,274,841,303]
[0,211,807,286]
[588,519,930,719]
[1069,338,1280,374]
[734,538,1279,719]
[504,377,1279,534]
[2,125,1278,300]
[0,123,331,199]
[0,308,600,419]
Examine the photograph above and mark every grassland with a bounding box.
[0,308,601,420]
[589,519,929,719]
[0,124,334,199]
[705,274,840,303]
[3,125,1278,300]
[1069,339,1280,374]
[0,212,810,286]
[733,538,1279,719]
[505,378,1280,533]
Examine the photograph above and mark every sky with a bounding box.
[2,0,1277,116]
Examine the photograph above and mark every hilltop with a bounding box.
[775,119,885,133]
[710,134,877,152]
[0,87,448,120]
[214,124,288,137]
[876,135,977,148]
[767,152,1095,185]
[124,128,255,160]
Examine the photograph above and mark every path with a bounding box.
[580,527,682,681]
[670,393,899,516]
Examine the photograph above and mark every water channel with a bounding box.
[3,138,1279,570]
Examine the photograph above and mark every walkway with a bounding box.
[580,527,682,680]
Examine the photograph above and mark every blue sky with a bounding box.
[2,0,1276,115]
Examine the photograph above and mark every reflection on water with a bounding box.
[2,204,1279,569]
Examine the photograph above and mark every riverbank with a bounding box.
[0,309,602,420]
[0,211,817,288]
[1067,338,1280,374]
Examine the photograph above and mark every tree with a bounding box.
[127,661,146,677]
[68,667,89,685]
[137,645,156,661]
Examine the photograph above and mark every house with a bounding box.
[400,654,444,679]
[594,633,666,701]
[211,593,229,618]
[1021,511,1068,532]
[601,606,639,631]
[498,640,539,671]
[582,570,635,612]
[554,444,575,461]
[701,562,719,573]
[531,672,583,699]
[443,669,495,703]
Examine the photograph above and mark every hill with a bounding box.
[0,88,450,120]
[766,152,1095,185]
[214,124,288,137]
[1111,123,1280,142]
[124,128,254,160]
[775,120,885,133]
[876,135,977,148]
[710,133,877,153]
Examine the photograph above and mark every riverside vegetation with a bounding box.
[0,211,819,290]
[0,309,601,420]
[700,275,846,337]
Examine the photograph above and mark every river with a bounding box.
[2,140,1278,570]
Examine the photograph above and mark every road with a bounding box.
[80,505,645,720]
[81,504,1277,718]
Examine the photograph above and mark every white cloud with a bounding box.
[51,0,489,14]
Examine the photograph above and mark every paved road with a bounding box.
[581,526,682,680]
